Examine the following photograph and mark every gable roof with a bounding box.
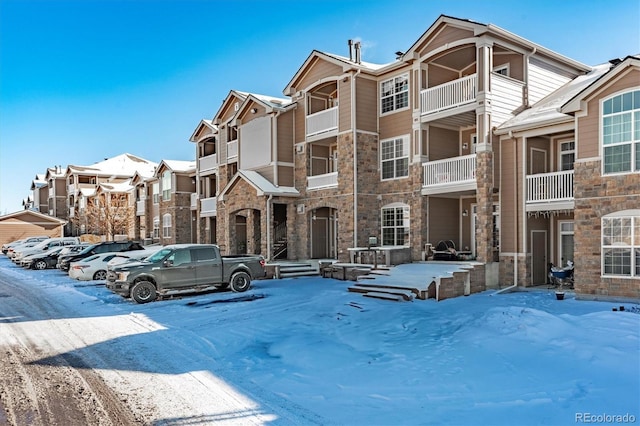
[403,15,590,72]
[189,119,218,143]
[212,90,249,125]
[156,160,197,175]
[44,166,66,180]
[0,209,67,225]
[66,153,157,177]
[496,62,611,134]
[97,180,134,193]
[219,170,299,199]
[561,55,640,113]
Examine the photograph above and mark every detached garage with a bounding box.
[0,210,66,247]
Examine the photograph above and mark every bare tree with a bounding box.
[70,194,133,241]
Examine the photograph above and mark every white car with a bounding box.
[68,252,139,281]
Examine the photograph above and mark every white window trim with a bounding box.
[152,183,160,205]
[380,135,410,181]
[162,213,172,238]
[558,140,575,171]
[493,64,510,77]
[380,73,410,116]
[601,210,640,278]
[600,88,640,176]
[162,172,172,201]
[381,202,410,247]
[153,216,160,238]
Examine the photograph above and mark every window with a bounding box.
[162,171,171,201]
[381,136,409,180]
[602,211,640,277]
[152,183,159,204]
[381,203,410,246]
[381,74,409,114]
[493,64,509,76]
[559,221,574,265]
[602,90,640,174]
[162,214,172,238]
[559,141,575,171]
[153,216,160,238]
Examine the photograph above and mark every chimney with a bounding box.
[354,41,361,64]
[348,39,354,62]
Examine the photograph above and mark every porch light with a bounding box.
[462,209,469,217]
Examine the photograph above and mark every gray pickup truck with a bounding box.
[106,244,266,303]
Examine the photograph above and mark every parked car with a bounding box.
[12,237,80,264]
[106,244,266,303]
[58,240,145,272]
[69,252,141,281]
[6,238,51,259]
[20,246,65,269]
[2,236,48,254]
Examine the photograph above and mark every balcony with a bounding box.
[526,170,574,212]
[69,207,75,218]
[200,196,217,217]
[227,140,238,162]
[190,193,198,210]
[136,200,146,216]
[306,106,338,138]
[199,153,218,173]
[420,74,477,116]
[307,172,338,190]
[422,154,476,195]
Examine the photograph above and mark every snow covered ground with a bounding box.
[1,257,638,425]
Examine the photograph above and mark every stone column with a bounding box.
[475,150,494,263]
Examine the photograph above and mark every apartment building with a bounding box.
[153,160,197,245]
[189,15,637,300]
[65,153,157,236]
[29,174,48,213]
[44,166,67,221]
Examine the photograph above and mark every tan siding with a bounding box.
[417,26,474,57]
[277,110,294,163]
[0,218,62,247]
[579,70,640,160]
[238,102,267,123]
[460,128,476,156]
[277,166,294,187]
[257,167,274,182]
[499,138,523,253]
[493,53,524,81]
[294,101,305,143]
[297,58,343,91]
[379,108,412,141]
[428,197,459,244]
[175,175,195,193]
[338,78,351,132]
[428,66,458,87]
[492,134,501,190]
[356,78,377,132]
[427,126,458,160]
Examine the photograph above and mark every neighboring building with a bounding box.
[0,210,66,247]
[29,174,48,213]
[153,160,197,245]
[65,153,157,236]
[44,166,68,222]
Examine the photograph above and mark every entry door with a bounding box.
[531,230,547,285]
[311,217,328,258]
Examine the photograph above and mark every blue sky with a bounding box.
[1,0,638,214]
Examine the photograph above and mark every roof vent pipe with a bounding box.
[348,39,354,62]
[354,41,361,64]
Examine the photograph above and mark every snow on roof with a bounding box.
[235,91,293,108]
[497,63,611,133]
[220,170,299,198]
[67,153,158,177]
[159,160,197,173]
[319,51,392,71]
[98,180,134,193]
[78,187,96,197]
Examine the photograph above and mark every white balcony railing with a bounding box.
[420,74,477,115]
[423,154,476,188]
[306,106,338,138]
[190,193,198,210]
[227,140,238,161]
[200,196,217,217]
[69,207,75,218]
[199,153,218,172]
[526,170,574,204]
[307,172,338,190]
[136,200,146,216]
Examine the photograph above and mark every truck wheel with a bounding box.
[230,272,251,292]
[131,280,157,303]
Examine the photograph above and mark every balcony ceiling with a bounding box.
[426,109,476,128]
[432,46,475,72]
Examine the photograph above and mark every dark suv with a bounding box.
[57,241,145,272]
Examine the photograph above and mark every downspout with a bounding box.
[266,194,273,261]
[352,68,362,248]
[524,47,537,108]
[496,131,518,294]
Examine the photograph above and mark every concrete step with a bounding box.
[279,270,320,278]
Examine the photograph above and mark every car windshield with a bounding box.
[78,244,98,255]
[84,255,100,262]
[145,248,172,263]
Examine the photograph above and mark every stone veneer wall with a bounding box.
[573,159,640,299]
[158,192,193,244]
